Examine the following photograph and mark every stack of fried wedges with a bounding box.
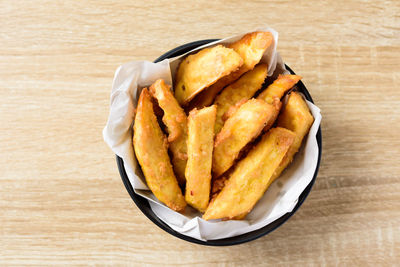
[133,31,314,220]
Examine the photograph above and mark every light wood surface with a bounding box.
[1,0,399,265]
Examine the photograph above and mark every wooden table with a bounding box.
[1,0,399,265]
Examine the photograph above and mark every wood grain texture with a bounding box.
[1,0,399,265]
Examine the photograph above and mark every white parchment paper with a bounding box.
[103,26,322,241]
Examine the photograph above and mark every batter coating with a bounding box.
[133,88,186,212]
[203,127,295,220]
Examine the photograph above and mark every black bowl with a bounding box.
[116,39,322,246]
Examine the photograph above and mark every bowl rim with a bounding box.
[116,39,322,246]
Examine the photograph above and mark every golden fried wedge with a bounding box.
[230,31,273,70]
[133,88,186,212]
[149,79,188,185]
[212,99,276,177]
[257,74,302,131]
[174,45,243,105]
[232,93,313,220]
[203,127,295,220]
[257,74,302,104]
[222,98,247,122]
[213,64,268,134]
[185,106,216,212]
[272,92,314,181]
[188,31,273,109]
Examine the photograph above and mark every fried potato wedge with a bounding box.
[212,99,276,177]
[257,74,302,104]
[149,79,188,185]
[133,88,186,212]
[257,74,302,132]
[174,45,243,105]
[213,64,268,134]
[222,98,247,122]
[272,92,314,181]
[231,93,312,221]
[185,106,216,212]
[229,31,273,70]
[203,127,295,220]
[188,31,273,109]
[150,79,187,142]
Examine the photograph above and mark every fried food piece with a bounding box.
[133,88,186,212]
[272,92,314,181]
[149,79,188,185]
[257,74,302,131]
[222,98,281,140]
[257,74,302,104]
[150,79,186,143]
[213,64,268,134]
[174,45,243,105]
[232,93,313,220]
[188,31,273,109]
[263,97,282,130]
[230,31,273,70]
[185,106,216,212]
[203,127,295,220]
[212,99,276,177]
[222,98,248,122]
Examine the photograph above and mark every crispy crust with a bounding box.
[214,64,268,133]
[174,45,243,105]
[203,127,295,220]
[133,88,186,212]
[187,31,273,109]
[212,99,276,177]
[231,93,311,220]
[222,98,248,122]
[185,106,216,212]
[257,74,302,133]
[233,93,313,218]
[257,74,302,104]
[272,92,314,181]
[149,79,188,185]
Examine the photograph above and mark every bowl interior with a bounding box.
[117,39,322,246]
